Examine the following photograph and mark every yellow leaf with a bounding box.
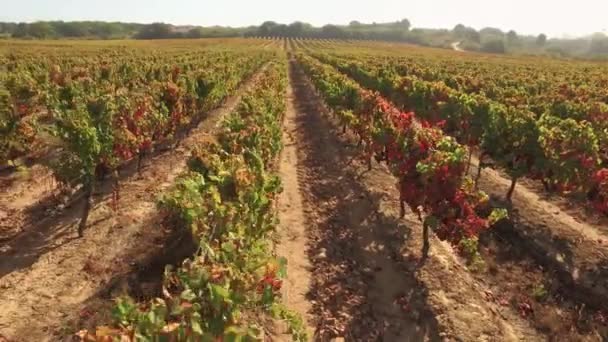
[161,322,181,333]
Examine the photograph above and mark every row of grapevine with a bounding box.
[1,44,241,164]
[1,43,274,235]
[295,53,506,258]
[309,50,608,214]
[308,49,608,152]
[79,60,307,340]
[300,40,608,109]
[0,43,272,165]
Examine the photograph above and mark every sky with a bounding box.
[1,0,607,38]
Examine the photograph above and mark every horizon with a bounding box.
[1,0,608,39]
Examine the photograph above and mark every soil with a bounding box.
[468,156,608,340]
[472,156,608,304]
[274,62,314,338]
[0,67,268,341]
[0,164,58,242]
[475,222,607,340]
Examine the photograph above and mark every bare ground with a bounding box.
[471,157,608,304]
[276,57,544,341]
[0,67,267,341]
[274,63,314,338]
[468,156,608,340]
[0,164,60,242]
[474,221,607,340]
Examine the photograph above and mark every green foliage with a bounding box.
[303,42,608,213]
[298,52,500,258]
[0,74,40,165]
[27,22,55,39]
[482,104,542,179]
[135,23,174,39]
[80,61,306,341]
[2,21,141,39]
[538,114,600,189]
[1,41,272,186]
[458,238,485,271]
[50,91,116,185]
[488,209,509,225]
[532,283,549,301]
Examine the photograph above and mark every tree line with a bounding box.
[0,21,141,39]
[1,20,607,59]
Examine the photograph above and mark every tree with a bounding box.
[12,23,29,38]
[287,21,307,37]
[0,23,17,35]
[351,30,365,40]
[135,23,173,39]
[258,21,278,37]
[536,33,547,46]
[397,18,411,31]
[589,33,608,55]
[89,22,125,39]
[546,46,565,56]
[320,24,348,39]
[481,39,506,53]
[404,29,429,46]
[28,22,55,38]
[273,24,288,37]
[506,30,519,45]
[464,28,481,43]
[453,24,466,37]
[54,22,89,37]
[187,27,204,39]
[480,27,504,36]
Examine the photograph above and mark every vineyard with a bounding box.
[1,37,607,341]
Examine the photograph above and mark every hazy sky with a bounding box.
[1,0,607,38]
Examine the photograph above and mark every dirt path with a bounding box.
[278,57,544,341]
[473,155,608,242]
[0,67,267,341]
[274,62,314,337]
[470,156,608,308]
[285,56,427,340]
[451,42,465,52]
[0,146,74,243]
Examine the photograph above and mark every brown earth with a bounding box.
[468,156,608,340]
[474,158,608,295]
[274,61,315,339]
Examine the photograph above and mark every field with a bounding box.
[1,37,607,341]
